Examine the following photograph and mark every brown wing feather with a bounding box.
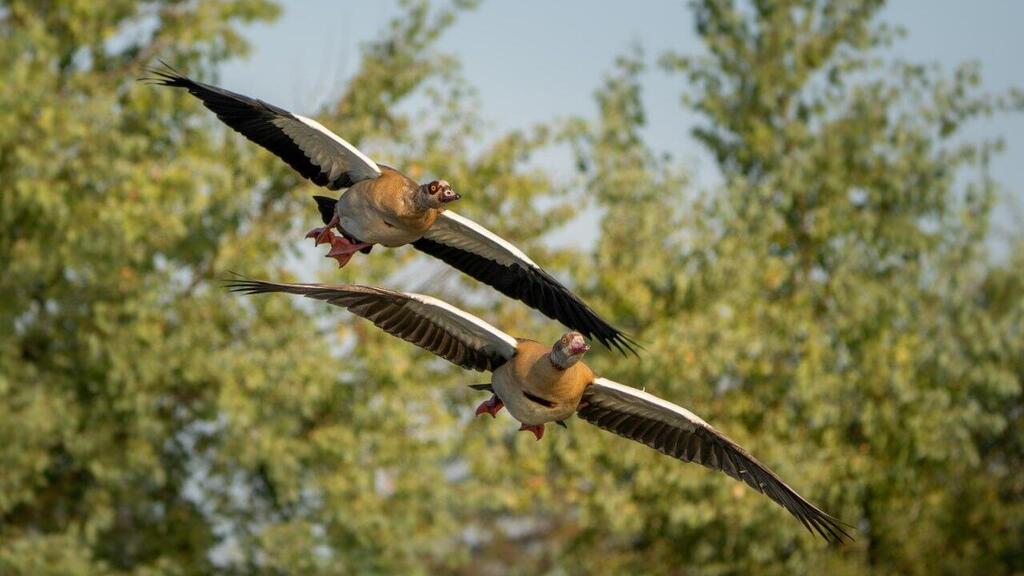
[227,279,514,372]
[577,379,851,543]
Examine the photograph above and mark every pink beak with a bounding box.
[569,338,590,355]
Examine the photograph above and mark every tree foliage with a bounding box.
[1,0,1021,574]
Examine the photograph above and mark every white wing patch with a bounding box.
[423,210,539,269]
[590,377,710,429]
[272,114,381,183]
[405,291,519,360]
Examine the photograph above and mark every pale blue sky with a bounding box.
[221,1,1023,243]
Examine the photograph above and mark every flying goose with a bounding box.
[227,278,851,543]
[145,65,635,354]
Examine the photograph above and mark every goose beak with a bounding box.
[569,336,590,355]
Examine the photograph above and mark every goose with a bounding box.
[226,278,851,543]
[145,65,634,354]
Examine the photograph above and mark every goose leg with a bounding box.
[305,213,340,246]
[474,394,504,418]
[518,423,545,441]
[324,234,374,268]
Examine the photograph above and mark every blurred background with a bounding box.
[1,0,1022,574]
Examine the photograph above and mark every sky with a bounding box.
[220,1,1024,243]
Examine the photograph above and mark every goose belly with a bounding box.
[338,211,421,246]
[335,191,423,247]
[491,366,576,426]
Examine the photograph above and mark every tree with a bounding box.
[0,2,279,573]
[556,0,1023,573]
[1,0,582,573]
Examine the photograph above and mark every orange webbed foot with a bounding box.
[518,423,545,441]
[474,394,504,418]
[305,226,336,246]
[324,235,373,268]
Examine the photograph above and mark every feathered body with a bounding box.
[492,339,595,425]
[335,166,441,246]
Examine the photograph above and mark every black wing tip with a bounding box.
[599,331,643,357]
[785,494,853,544]
[583,322,642,357]
[812,513,855,545]
[221,273,313,296]
[223,276,379,301]
[137,59,192,86]
[222,274,275,296]
[221,270,248,285]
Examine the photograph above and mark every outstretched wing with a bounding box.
[145,64,380,190]
[577,377,851,543]
[227,279,518,372]
[413,210,638,355]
